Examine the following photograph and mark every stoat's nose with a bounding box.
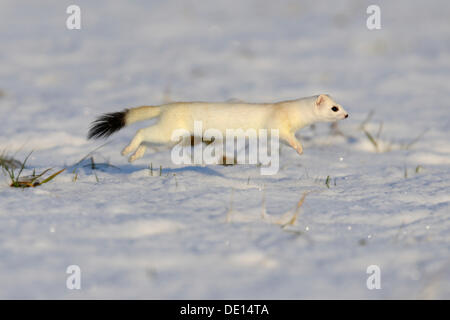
[345,114,349,119]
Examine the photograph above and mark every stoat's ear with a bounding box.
[315,94,327,108]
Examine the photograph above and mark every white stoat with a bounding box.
[87,94,348,162]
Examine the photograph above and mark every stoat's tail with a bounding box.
[87,105,161,139]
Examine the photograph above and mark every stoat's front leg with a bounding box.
[281,131,303,155]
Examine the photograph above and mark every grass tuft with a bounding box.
[360,111,428,153]
[4,151,65,188]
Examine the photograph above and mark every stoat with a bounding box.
[88,94,348,162]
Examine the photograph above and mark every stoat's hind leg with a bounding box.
[122,125,174,160]
[129,144,147,162]
[122,129,144,156]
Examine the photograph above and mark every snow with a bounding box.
[0,0,449,299]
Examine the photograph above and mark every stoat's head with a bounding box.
[314,94,349,122]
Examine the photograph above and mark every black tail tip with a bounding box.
[87,110,128,140]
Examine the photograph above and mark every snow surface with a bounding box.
[0,0,449,299]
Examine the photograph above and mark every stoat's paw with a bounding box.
[122,146,132,156]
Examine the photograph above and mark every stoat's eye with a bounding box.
[332,106,339,112]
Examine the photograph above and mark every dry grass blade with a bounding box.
[359,110,375,130]
[405,129,429,150]
[281,191,310,227]
[71,141,111,168]
[363,128,379,152]
[29,168,52,181]
[39,168,66,185]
